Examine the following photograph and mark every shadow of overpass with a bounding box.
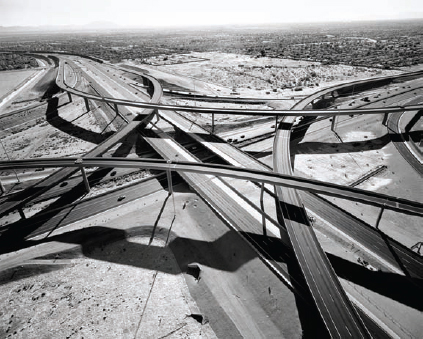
[3,224,421,332]
[292,134,391,155]
[46,97,114,144]
[0,131,140,249]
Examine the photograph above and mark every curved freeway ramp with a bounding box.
[0,56,162,219]
[1,56,421,336]
[387,110,423,176]
[272,70,423,337]
[273,119,371,338]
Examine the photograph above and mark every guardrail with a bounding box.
[1,157,422,217]
[56,59,162,113]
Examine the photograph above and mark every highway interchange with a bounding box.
[0,52,422,338]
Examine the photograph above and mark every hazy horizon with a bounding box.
[1,17,423,29]
[1,0,422,29]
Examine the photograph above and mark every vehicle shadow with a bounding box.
[46,97,114,144]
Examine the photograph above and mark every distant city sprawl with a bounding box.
[0,20,421,69]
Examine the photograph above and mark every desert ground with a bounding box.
[0,52,422,338]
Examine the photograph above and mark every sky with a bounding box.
[0,0,422,27]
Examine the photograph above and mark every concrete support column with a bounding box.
[84,97,90,112]
[260,183,267,237]
[67,92,72,103]
[382,113,389,126]
[411,242,422,255]
[375,206,384,229]
[166,161,176,214]
[166,160,173,195]
[114,103,119,115]
[211,113,215,134]
[80,167,90,193]
[275,116,278,133]
[18,208,26,220]
[0,179,5,194]
[331,116,337,132]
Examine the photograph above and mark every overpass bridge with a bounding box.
[1,53,422,338]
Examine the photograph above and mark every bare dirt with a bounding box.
[0,187,303,338]
[0,55,304,338]
[137,52,399,98]
[0,95,100,164]
[1,53,421,338]
[0,190,217,339]
[290,91,422,337]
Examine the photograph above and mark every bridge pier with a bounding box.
[275,116,278,133]
[331,116,337,132]
[166,160,174,195]
[84,97,90,112]
[211,113,215,134]
[166,161,176,214]
[411,242,423,255]
[114,103,119,116]
[260,183,267,236]
[18,207,26,220]
[155,110,160,124]
[0,179,5,195]
[80,167,90,193]
[67,92,72,103]
[382,113,389,126]
[375,205,385,229]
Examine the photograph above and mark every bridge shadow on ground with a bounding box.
[405,110,422,132]
[389,130,422,144]
[328,254,423,311]
[0,223,329,338]
[0,168,113,248]
[0,130,142,249]
[2,223,421,332]
[46,97,114,144]
[245,150,273,159]
[33,67,61,101]
[292,134,391,155]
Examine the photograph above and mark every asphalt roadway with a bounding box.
[0,176,164,253]
[0,58,161,219]
[1,54,421,337]
[273,117,371,338]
